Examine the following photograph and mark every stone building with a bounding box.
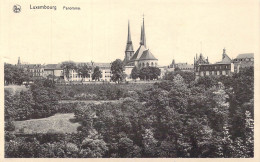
[123,17,159,80]
[168,59,194,72]
[17,57,44,80]
[194,48,234,79]
[233,53,254,73]
[44,64,64,80]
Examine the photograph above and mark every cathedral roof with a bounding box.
[139,49,158,61]
[130,45,147,61]
[235,53,254,59]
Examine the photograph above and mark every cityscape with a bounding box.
[4,18,254,84]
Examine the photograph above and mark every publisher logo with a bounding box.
[13,5,21,13]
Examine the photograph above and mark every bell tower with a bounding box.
[124,21,134,64]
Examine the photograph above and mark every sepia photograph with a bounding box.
[0,0,259,160]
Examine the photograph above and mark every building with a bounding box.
[62,62,111,82]
[17,57,45,80]
[123,17,159,79]
[194,48,234,79]
[43,64,64,80]
[168,59,194,72]
[233,53,254,73]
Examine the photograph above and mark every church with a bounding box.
[123,17,159,79]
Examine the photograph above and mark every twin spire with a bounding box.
[140,17,146,47]
[126,16,147,52]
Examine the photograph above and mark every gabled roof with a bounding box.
[218,54,232,64]
[130,45,147,61]
[44,64,62,70]
[139,49,158,61]
[236,53,254,59]
[176,63,194,69]
[21,64,43,69]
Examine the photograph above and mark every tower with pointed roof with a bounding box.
[124,21,134,64]
[125,16,158,68]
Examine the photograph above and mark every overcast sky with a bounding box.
[1,0,259,66]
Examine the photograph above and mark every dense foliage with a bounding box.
[131,66,161,80]
[5,67,254,158]
[92,66,102,81]
[5,79,59,121]
[4,63,32,85]
[56,83,153,100]
[111,59,125,83]
[77,64,90,82]
[61,61,77,81]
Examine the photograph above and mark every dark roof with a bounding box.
[129,45,147,61]
[217,54,232,64]
[139,49,158,61]
[21,64,43,68]
[235,53,254,59]
[44,64,62,70]
[176,63,194,69]
[76,62,111,68]
[125,43,134,51]
[125,21,134,51]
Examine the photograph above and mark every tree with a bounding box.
[139,67,160,80]
[61,61,77,82]
[139,67,150,80]
[4,63,31,85]
[150,67,161,80]
[77,64,90,82]
[163,71,175,81]
[92,66,102,81]
[111,59,125,84]
[80,129,108,158]
[130,66,139,80]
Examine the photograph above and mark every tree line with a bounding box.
[5,67,254,158]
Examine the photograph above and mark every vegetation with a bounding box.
[4,63,32,85]
[131,66,161,80]
[5,79,59,121]
[77,64,90,82]
[4,67,254,158]
[61,61,77,81]
[111,59,125,83]
[92,66,102,81]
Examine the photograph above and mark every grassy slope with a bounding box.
[13,113,80,134]
[4,85,28,95]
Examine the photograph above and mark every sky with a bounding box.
[1,0,259,66]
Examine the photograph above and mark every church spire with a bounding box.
[140,15,146,48]
[127,20,132,44]
[125,20,133,52]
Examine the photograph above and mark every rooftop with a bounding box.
[235,53,254,59]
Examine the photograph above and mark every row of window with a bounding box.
[200,70,230,76]
[196,65,230,71]
[233,58,254,62]
[138,62,157,67]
